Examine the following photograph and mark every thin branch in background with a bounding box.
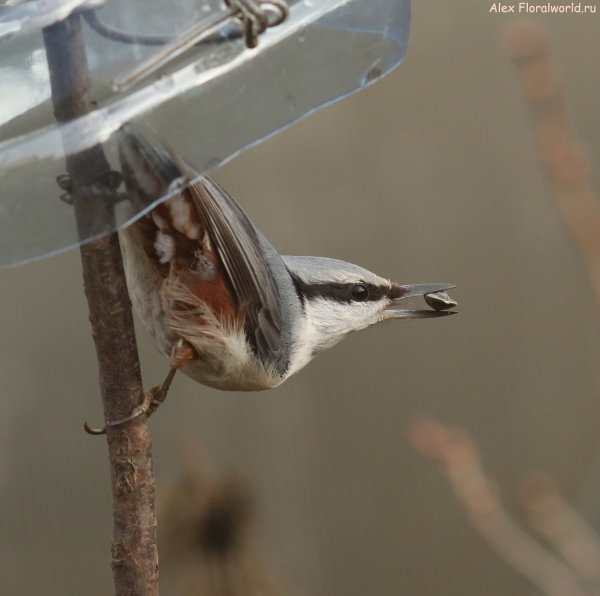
[41,14,158,596]
[522,473,600,588]
[159,438,294,596]
[505,20,600,485]
[506,21,600,311]
[410,417,598,596]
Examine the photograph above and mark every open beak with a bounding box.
[385,283,458,319]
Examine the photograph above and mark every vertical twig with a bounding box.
[507,22,600,311]
[506,21,600,487]
[42,14,159,596]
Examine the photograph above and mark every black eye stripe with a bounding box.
[290,274,391,303]
[366,285,390,301]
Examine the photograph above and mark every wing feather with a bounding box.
[161,143,284,358]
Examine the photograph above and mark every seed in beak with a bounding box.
[424,291,457,311]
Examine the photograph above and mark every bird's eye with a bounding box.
[349,284,369,301]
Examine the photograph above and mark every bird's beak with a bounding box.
[385,283,458,319]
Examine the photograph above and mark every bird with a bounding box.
[85,125,456,433]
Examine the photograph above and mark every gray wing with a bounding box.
[162,143,285,364]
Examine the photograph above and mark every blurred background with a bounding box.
[2,1,600,595]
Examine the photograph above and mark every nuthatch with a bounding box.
[84,126,457,433]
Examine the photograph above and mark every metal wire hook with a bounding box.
[227,0,289,48]
[110,0,289,90]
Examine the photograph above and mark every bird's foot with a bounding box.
[56,171,129,206]
[84,367,177,436]
[84,339,195,436]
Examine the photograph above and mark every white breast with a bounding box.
[119,226,281,392]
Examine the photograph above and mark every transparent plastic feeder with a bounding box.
[0,0,410,268]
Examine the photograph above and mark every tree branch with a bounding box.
[507,22,600,313]
[42,14,159,596]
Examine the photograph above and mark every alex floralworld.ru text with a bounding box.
[490,2,596,11]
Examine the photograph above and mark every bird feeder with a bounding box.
[0,0,410,268]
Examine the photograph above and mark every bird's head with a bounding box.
[281,256,456,373]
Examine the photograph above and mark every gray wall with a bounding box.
[2,1,600,595]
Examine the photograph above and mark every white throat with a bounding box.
[286,296,383,378]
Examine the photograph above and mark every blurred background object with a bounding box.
[1,2,600,596]
[411,417,600,596]
[507,21,600,312]
[158,439,294,596]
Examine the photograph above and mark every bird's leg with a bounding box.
[143,373,174,418]
[84,339,196,435]
[168,337,198,370]
[142,339,196,419]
